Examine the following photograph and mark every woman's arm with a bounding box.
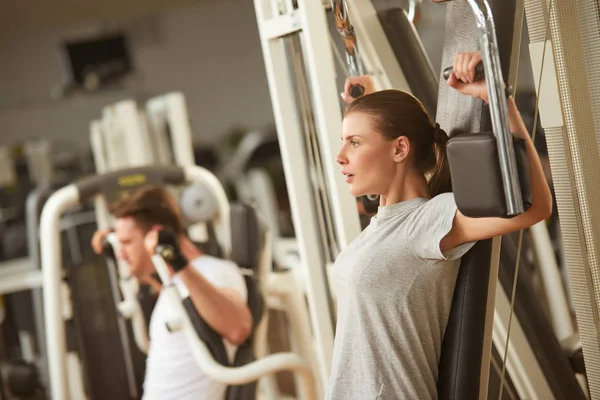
[440,52,553,252]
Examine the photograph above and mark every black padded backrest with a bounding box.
[437,240,492,398]
[377,7,439,117]
[436,1,515,398]
[183,298,230,365]
[224,343,258,400]
[229,203,266,330]
[194,222,224,259]
[230,203,264,272]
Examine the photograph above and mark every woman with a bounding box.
[327,51,552,399]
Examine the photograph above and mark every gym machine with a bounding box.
[254,0,587,398]
[39,165,318,400]
[0,139,69,400]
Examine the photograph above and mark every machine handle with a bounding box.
[349,85,365,98]
[465,0,524,216]
[442,61,485,81]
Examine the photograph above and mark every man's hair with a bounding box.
[109,186,185,234]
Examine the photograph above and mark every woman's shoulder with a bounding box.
[405,193,456,218]
[404,193,457,234]
[426,192,456,207]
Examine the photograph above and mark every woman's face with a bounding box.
[336,112,401,197]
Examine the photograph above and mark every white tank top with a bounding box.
[142,256,248,400]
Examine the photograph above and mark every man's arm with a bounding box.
[176,266,253,346]
[149,231,253,346]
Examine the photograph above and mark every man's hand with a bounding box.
[447,51,489,103]
[145,228,188,276]
[143,228,174,276]
[341,76,377,103]
[91,229,111,254]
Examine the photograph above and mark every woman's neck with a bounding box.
[380,170,429,206]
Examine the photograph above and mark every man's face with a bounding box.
[114,216,154,277]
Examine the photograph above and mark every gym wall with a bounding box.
[0,0,275,149]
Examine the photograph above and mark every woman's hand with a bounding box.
[341,75,377,103]
[447,51,489,103]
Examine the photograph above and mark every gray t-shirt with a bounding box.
[327,193,475,400]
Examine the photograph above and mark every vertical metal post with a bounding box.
[466,0,524,216]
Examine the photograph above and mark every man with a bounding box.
[91,186,252,400]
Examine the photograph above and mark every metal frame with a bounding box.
[343,0,412,92]
[524,0,599,395]
[224,130,327,397]
[23,185,98,400]
[492,277,554,398]
[528,222,575,341]
[90,92,196,174]
[0,258,42,294]
[0,145,16,187]
[101,100,155,169]
[145,92,196,167]
[466,0,524,215]
[505,0,575,348]
[253,1,362,389]
[89,121,109,174]
[465,1,560,397]
[23,139,53,186]
[224,131,282,235]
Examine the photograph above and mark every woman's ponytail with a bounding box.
[428,123,452,197]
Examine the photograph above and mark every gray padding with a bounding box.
[435,2,485,133]
[180,183,219,223]
[447,133,532,217]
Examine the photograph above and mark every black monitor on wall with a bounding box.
[59,33,133,91]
